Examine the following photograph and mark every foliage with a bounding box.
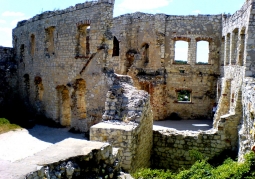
[189,149,206,161]
[133,152,255,179]
[196,62,208,64]
[174,60,188,64]
[0,118,22,134]
[132,168,174,179]
[177,90,191,102]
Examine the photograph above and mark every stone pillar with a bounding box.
[189,37,197,65]
[224,34,230,65]
[230,30,238,65]
[237,33,245,66]
[220,37,225,67]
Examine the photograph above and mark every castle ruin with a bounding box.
[1,0,255,177]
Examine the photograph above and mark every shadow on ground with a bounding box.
[28,125,87,144]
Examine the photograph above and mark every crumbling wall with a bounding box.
[13,0,114,131]
[153,128,231,170]
[112,13,221,120]
[3,139,121,179]
[0,46,17,116]
[238,78,255,161]
[212,0,254,161]
[90,74,153,173]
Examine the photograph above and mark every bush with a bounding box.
[0,118,21,134]
[133,152,255,179]
[132,168,174,179]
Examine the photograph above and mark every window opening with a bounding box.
[174,41,188,64]
[20,44,25,62]
[30,34,35,56]
[196,41,209,64]
[76,25,90,58]
[45,27,55,55]
[112,36,119,57]
[141,43,149,64]
[177,90,191,102]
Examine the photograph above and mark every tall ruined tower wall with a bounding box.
[12,0,114,131]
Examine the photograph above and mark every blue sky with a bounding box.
[0,0,245,47]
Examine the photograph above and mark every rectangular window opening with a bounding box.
[196,41,209,64]
[177,90,191,102]
[45,27,55,55]
[174,41,188,64]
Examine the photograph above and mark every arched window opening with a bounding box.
[174,41,188,64]
[23,74,30,100]
[30,34,35,56]
[76,24,90,58]
[196,41,209,64]
[45,27,55,55]
[112,36,119,57]
[141,43,149,64]
[20,44,25,63]
[34,76,44,101]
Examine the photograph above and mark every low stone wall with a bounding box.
[90,74,153,173]
[152,128,231,170]
[1,139,121,179]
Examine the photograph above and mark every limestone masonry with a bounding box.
[1,0,255,176]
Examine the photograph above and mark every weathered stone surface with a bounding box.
[1,0,255,173]
[0,138,121,179]
[90,74,153,173]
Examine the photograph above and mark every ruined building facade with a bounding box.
[1,0,255,171]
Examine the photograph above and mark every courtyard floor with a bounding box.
[0,119,213,177]
[153,119,213,131]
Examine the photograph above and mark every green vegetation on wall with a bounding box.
[133,152,255,179]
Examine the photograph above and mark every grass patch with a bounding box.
[0,118,22,134]
[133,152,255,179]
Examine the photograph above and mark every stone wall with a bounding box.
[90,74,153,173]
[111,13,222,120]
[239,78,255,161]
[152,128,231,170]
[152,90,243,171]
[12,1,115,131]
[0,46,17,116]
[2,139,121,179]
[214,0,255,161]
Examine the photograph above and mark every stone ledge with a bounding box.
[0,139,116,179]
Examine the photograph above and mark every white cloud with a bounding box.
[116,0,172,13]
[192,10,201,15]
[2,11,25,17]
[0,27,12,47]
[0,27,12,35]
[0,19,6,24]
